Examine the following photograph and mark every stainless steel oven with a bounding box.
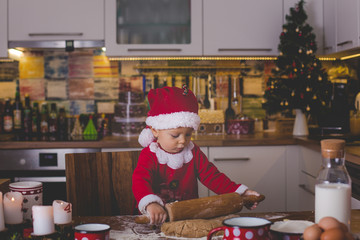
[0,148,100,205]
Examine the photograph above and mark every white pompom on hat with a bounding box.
[138,86,200,147]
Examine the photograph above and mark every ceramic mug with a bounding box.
[75,223,110,240]
[9,181,43,222]
[207,217,272,240]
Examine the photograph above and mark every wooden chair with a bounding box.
[65,151,141,216]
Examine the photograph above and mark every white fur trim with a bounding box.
[146,111,200,130]
[149,141,194,169]
[138,194,164,214]
[235,184,248,195]
[138,128,155,148]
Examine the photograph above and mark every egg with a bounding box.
[303,224,322,240]
[320,228,345,240]
[318,217,341,231]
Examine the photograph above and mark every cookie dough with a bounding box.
[161,214,239,238]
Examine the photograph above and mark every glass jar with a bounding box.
[315,139,352,229]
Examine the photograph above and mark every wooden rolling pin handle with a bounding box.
[243,194,266,205]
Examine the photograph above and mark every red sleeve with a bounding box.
[193,144,241,194]
[132,147,157,204]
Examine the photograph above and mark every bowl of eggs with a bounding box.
[270,220,314,240]
[303,216,354,240]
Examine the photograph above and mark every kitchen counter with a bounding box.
[2,132,360,165]
[73,210,360,239]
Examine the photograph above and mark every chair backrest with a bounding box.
[65,151,141,216]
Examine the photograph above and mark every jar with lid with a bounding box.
[315,139,352,229]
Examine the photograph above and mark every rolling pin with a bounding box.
[135,192,265,224]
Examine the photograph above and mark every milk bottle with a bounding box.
[315,139,352,230]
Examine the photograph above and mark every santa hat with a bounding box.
[138,86,200,147]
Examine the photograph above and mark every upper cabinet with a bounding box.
[323,0,336,55]
[284,0,324,56]
[105,0,202,57]
[0,0,7,58]
[8,0,104,42]
[203,0,283,56]
[336,0,359,52]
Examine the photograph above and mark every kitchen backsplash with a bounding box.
[0,49,359,119]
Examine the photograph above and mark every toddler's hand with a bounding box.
[146,202,167,225]
[243,189,260,210]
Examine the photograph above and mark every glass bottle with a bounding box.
[32,102,40,140]
[3,98,13,133]
[13,80,23,136]
[58,107,68,141]
[48,103,58,141]
[315,139,352,229]
[23,94,32,140]
[71,115,83,141]
[40,103,49,141]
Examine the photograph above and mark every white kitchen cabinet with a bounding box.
[0,0,7,58]
[105,0,202,57]
[8,0,104,42]
[323,0,337,55]
[208,146,287,212]
[336,0,359,52]
[287,145,321,211]
[284,0,324,55]
[203,0,283,56]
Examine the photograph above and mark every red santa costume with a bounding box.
[133,86,248,214]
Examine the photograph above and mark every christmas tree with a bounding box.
[262,0,332,119]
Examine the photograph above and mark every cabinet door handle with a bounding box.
[29,33,84,37]
[337,40,352,46]
[214,157,250,162]
[218,48,272,52]
[299,184,315,196]
[127,48,182,52]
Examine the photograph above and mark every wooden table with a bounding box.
[73,210,360,239]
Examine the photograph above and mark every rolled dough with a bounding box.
[161,214,239,238]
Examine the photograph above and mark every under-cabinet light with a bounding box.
[340,53,360,60]
[8,48,23,61]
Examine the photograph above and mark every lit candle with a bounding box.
[0,192,5,231]
[32,206,55,236]
[3,192,23,224]
[52,200,72,224]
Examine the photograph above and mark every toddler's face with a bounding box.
[151,127,193,153]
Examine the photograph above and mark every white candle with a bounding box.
[52,200,72,224]
[3,192,23,224]
[32,206,55,236]
[0,192,5,231]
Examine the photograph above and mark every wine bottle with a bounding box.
[3,98,13,133]
[13,80,23,139]
[23,94,32,140]
[225,75,235,120]
[32,102,40,140]
[49,103,58,141]
[58,107,68,141]
[40,103,49,141]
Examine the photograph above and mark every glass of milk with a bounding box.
[315,139,352,230]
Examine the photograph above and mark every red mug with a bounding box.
[74,223,110,240]
[207,217,272,240]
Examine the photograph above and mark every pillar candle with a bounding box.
[32,206,55,236]
[3,192,23,224]
[52,200,72,224]
[0,192,5,231]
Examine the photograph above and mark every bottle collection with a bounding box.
[0,80,110,141]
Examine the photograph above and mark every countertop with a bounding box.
[1,132,360,165]
[73,210,360,239]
